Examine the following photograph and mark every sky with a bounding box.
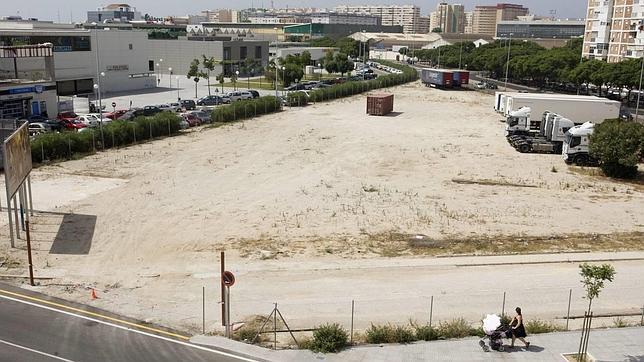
[1,0,588,23]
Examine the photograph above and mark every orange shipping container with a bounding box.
[366,94,394,116]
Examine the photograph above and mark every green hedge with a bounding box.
[286,91,309,107]
[308,61,418,103]
[31,112,182,163]
[211,96,282,122]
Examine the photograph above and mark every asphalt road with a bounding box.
[0,284,256,362]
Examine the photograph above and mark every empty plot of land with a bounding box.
[0,81,642,332]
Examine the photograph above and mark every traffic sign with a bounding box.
[222,271,235,287]
[111,102,116,108]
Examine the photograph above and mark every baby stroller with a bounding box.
[479,314,511,352]
[479,325,511,352]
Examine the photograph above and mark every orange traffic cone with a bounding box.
[90,288,98,300]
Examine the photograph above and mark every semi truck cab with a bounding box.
[505,107,535,135]
[563,122,595,165]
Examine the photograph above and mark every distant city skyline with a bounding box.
[1,1,587,23]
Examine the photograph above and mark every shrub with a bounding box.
[365,324,416,344]
[309,323,349,353]
[437,318,473,339]
[211,96,281,123]
[612,317,632,328]
[413,324,439,341]
[286,91,309,107]
[524,320,564,334]
[31,112,182,163]
[589,119,644,179]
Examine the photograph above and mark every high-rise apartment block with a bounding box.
[464,12,474,34]
[334,5,421,34]
[472,3,529,36]
[583,0,644,62]
[429,3,466,34]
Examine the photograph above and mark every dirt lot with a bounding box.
[1,81,643,333]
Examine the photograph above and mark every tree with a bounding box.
[201,56,217,96]
[187,58,207,98]
[216,73,225,93]
[336,37,359,58]
[323,51,338,75]
[230,71,238,91]
[431,27,442,33]
[589,119,644,178]
[399,47,409,56]
[334,52,354,77]
[579,263,616,314]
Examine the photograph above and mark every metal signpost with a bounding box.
[222,270,236,338]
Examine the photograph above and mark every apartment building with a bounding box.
[418,16,430,34]
[311,13,381,26]
[464,12,474,34]
[429,3,466,34]
[583,0,644,62]
[334,5,421,34]
[472,3,529,36]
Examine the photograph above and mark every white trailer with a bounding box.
[504,95,622,135]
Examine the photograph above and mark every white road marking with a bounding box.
[0,294,259,362]
[0,338,75,361]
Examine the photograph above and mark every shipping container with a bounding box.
[420,69,453,88]
[366,94,394,116]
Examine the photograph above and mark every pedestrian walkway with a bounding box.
[192,327,644,361]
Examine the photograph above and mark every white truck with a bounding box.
[508,111,576,154]
[562,122,597,166]
[504,95,622,136]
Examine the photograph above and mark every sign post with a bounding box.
[111,102,116,113]
[222,270,236,338]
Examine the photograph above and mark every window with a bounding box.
[129,43,133,50]
[224,47,231,60]
[240,46,247,59]
[569,136,582,148]
[149,60,154,71]
[255,46,262,59]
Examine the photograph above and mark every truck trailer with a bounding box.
[421,69,453,88]
[504,95,622,136]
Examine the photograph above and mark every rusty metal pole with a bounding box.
[221,251,225,326]
[350,300,355,344]
[25,220,34,286]
[566,289,572,330]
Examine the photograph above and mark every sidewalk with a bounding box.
[192,326,644,361]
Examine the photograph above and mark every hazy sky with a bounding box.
[1,1,587,22]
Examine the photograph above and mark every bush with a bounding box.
[365,324,416,344]
[31,112,182,163]
[309,323,349,353]
[413,324,439,341]
[286,91,309,107]
[589,119,644,179]
[524,320,564,334]
[211,96,282,122]
[436,318,473,339]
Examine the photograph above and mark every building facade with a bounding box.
[464,12,474,34]
[473,3,529,36]
[87,3,142,23]
[497,19,585,39]
[311,13,381,26]
[429,3,466,34]
[417,16,430,34]
[583,0,644,62]
[334,5,421,34]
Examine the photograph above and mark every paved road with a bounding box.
[0,283,258,362]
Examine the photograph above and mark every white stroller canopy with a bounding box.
[483,314,501,334]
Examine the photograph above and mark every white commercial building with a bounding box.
[334,5,421,34]
[311,13,380,26]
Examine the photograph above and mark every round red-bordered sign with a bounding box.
[222,271,235,287]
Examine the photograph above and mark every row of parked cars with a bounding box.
[366,61,403,75]
[196,90,260,106]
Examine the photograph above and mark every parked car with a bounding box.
[180,112,201,127]
[119,108,142,121]
[106,109,128,120]
[219,94,231,104]
[190,110,211,124]
[238,91,254,100]
[284,83,306,91]
[303,81,319,90]
[59,119,87,130]
[180,99,196,110]
[178,118,189,129]
[142,105,162,116]
[28,122,51,135]
[197,95,225,106]
[248,90,260,98]
[57,111,79,122]
[227,91,253,102]
[77,114,99,127]
[158,103,182,112]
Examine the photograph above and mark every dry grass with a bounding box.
[451,178,538,188]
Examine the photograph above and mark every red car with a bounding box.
[105,109,128,120]
[181,113,201,127]
[57,111,79,121]
[59,119,87,130]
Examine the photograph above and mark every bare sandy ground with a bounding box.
[1,82,643,333]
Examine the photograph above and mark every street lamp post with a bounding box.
[235,70,239,91]
[168,67,173,88]
[281,66,286,97]
[156,63,160,86]
[274,64,278,98]
[504,33,513,91]
[91,22,105,149]
[176,76,180,101]
[636,56,644,122]
[317,63,321,82]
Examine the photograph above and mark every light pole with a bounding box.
[168,67,173,88]
[459,41,463,69]
[235,70,239,91]
[504,33,513,91]
[281,66,286,97]
[317,62,321,82]
[636,56,644,122]
[176,76,180,101]
[273,64,278,98]
[156,63,160,86]
[91,22,105,148]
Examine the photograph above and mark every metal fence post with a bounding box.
[501,291,506,317]
[202,286,206,335]
[429,295,434,329]
[641,304,644,326]
[566,289,572,330]
[350,300,355,344]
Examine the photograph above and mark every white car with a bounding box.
[28,122,50,135]
[227,91,253,102]
[78,114,111,127]
[158,103,182,112]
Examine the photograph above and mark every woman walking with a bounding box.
[510,307,530,349]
